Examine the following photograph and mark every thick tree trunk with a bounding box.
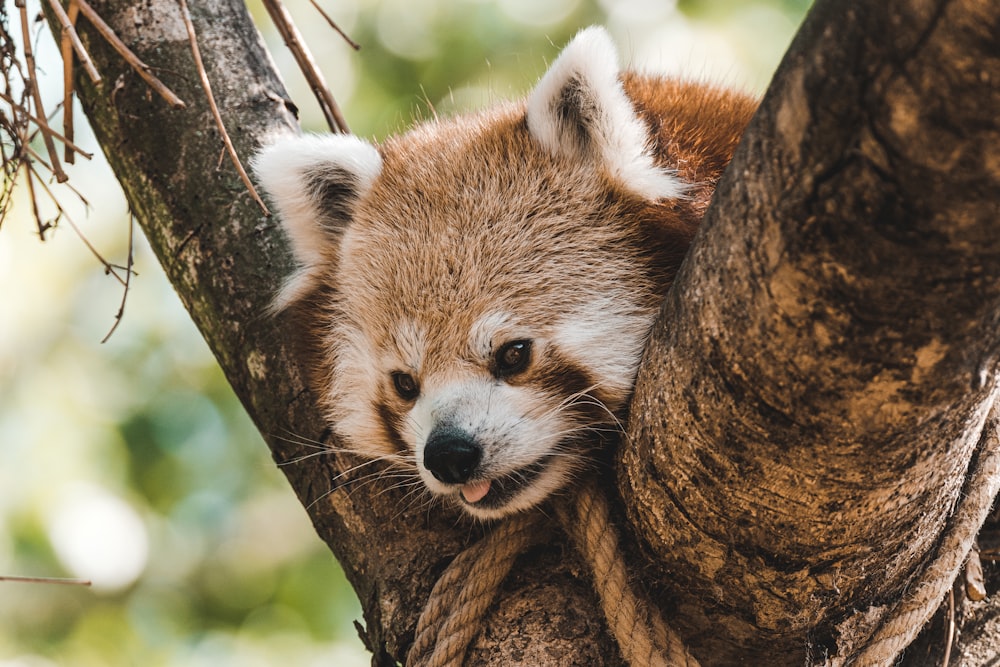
[621,0,1000,663]
[59,0,1000,664]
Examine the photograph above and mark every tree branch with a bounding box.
[60,0,618,663]
[56,0,1000,664]
[621,0,1000,662]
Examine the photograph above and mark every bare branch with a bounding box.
[0,575,92,586]
[260,0,349,133]
[59,0,86,164]
[176,0,269,215]
[25,159,129,287]
[16,0,67,182]
[61,0,76,163]
[75,0,186,109]
[101,214,135,343]
[307,0,360,51]
[49,0,100,83]
[0,90,94,159]
[20,159,50,239]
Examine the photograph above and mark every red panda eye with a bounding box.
[495,340,532,378]
[392,372,419,400]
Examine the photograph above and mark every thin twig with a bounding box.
[306,0,360,50]
[0,173,13,229]
[50,0,100,83]
[0,89,94,159]
[260,0,349,133]
[21,160,51,239]
[176,0,269,215]
[75,0,186,109]
[23,150,93,208]
[942,587,955,667]
[26,160,129,285]
[59,0,88,164]
[101,214,135,342]
[1,17,37,229]
[24,144,56,172]
[16,0,68,182]
[0,575,92,586]
[61,0,76,163]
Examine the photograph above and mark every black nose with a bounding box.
[423,428,482,485]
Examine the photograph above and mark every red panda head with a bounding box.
[254,27,695,518]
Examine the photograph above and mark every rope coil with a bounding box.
[554,481,701,667]
[407,404,1000,667]
[407,511,544,667]
[826,402,1000,667]
[406,479,697,667]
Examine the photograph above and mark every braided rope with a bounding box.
[406,479,696,667]
[407,511,543,667]
[554,480,700,667]
[827,400,1000,667]
[404,406,1000,667]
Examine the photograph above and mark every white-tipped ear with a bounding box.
[253,133,382,309]
[527,26,686,201]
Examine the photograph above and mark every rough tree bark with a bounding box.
[56,0,1000,664]
[620,0,1000,664]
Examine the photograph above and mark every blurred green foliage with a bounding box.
[0,0,810,664]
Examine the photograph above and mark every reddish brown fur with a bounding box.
[623,75,758,298]
[252,23,762,517]
[287,76,756,448]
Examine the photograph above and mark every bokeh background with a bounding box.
[0,0,810,664]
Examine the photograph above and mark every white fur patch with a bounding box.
[468,312,506,359]
[408,376,581,519]
[391,320,426,374]
[526,26,687,202]
[552,296,655,409]
[329,326,386,450]
[252,132,382,309]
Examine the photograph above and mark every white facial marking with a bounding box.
[552,296,656,409]
[391,319,425,374]
[469,311,513,360]
[406,365,585,518]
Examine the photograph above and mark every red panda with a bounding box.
[253,27,756,519]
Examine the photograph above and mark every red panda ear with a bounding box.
[526,26,687,202]
[253,133,382,309]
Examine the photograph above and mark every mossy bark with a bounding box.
[58,0,1000,664]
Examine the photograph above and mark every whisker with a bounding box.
[306,485,337,511]
[270,429,337,451]
[342,465,422,503]
[536,380,610,420]
[389,485,438,522]
[507,379,621,441]
[277,450,333,467]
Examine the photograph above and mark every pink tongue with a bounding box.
[461,480,492,504]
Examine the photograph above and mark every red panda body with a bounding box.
[254,28,756,518]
